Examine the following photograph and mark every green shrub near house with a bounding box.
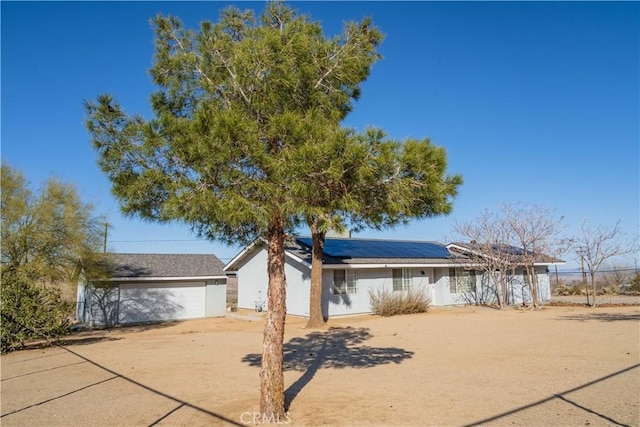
[1,272,73,353]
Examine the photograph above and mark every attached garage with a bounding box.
[77,253,228,327]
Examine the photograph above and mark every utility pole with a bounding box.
[577,248,589,306]
[103,223,108,254]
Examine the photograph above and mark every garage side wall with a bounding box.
[89,284,120,327]
[206,280,227,317]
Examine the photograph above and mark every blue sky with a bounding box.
[2,1,638,270]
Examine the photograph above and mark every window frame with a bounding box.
[392,268,413,292]
[333,269,358,295]
[449,267,476,294]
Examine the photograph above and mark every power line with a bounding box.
[110,239,212,243]
[558,268,638,274]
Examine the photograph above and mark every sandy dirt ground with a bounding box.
[1,305,638,426]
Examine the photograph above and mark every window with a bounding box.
[333,269,358,294]
[449,268,476,293]
[392,268,413,292]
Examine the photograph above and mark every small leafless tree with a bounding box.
[452,210,519,309]
[453,204,564,309]
[504,204,563,308]
[572,220,637,306]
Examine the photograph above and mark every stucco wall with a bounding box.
[235,245,555,316]
[536,266,552,302]
[205,280,227,317]
[321,267,433,317]
[236,246,270,312]
[235,246,312,316]
[283,258,311,316]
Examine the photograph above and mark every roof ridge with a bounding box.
[296,236,445,244]
[106,253,218,256]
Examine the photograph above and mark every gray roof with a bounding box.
[448,242,564,264]
[103,253,226,279]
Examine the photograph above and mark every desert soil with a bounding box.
[1,305,638,426]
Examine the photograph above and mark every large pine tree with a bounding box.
[287,128,462,328]
[85,2,382,418]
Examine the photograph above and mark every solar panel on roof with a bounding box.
[296,238,450,259]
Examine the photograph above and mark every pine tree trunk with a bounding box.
[306,223,326,329]
[259,215,287,419]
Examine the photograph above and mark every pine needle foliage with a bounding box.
[85,2,383,245]
[84,1,384,419]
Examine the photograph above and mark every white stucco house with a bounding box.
[76,253,227,327]
[224,237,564,318]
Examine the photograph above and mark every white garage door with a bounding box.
[118,282,206,324]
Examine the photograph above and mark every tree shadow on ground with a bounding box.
[555,312,640,322]
[465,363,640,426]
[242,326,413,410]
[59,336,121,346]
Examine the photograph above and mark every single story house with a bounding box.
[76,253,227,327]
[224,237,564,318]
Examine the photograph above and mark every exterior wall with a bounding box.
[536,266,552,302]
[322,267,432,317]
[118,281,207,324]
[321,268,376,317]
[206,280,227,317]
[235,245,555,316]
[80,279,227,327]
[236,246,270,312]
[284,258,311,317]
[235,246,311,316]
[88,284,120,327]
[436,267,552,307]
[503,267,552,305]
[433,267,475,306]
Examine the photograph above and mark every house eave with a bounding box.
[284,251,312,268]
[535,261,566,266]
[323,262,459,269]
[223,239,265,272]
[94,275,227,283]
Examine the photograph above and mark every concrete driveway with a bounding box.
[1,308,638,426]
[0,317,262,427]
[0,344,241,426]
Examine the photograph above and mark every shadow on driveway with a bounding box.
[1,344,243,426]
[242,326,414,410]
[465,363,640,427]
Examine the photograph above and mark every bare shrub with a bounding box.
[369,288,431,317]
[554,284,572,296]
[622,273,640,295]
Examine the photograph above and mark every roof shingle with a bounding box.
[101,253,226,279]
